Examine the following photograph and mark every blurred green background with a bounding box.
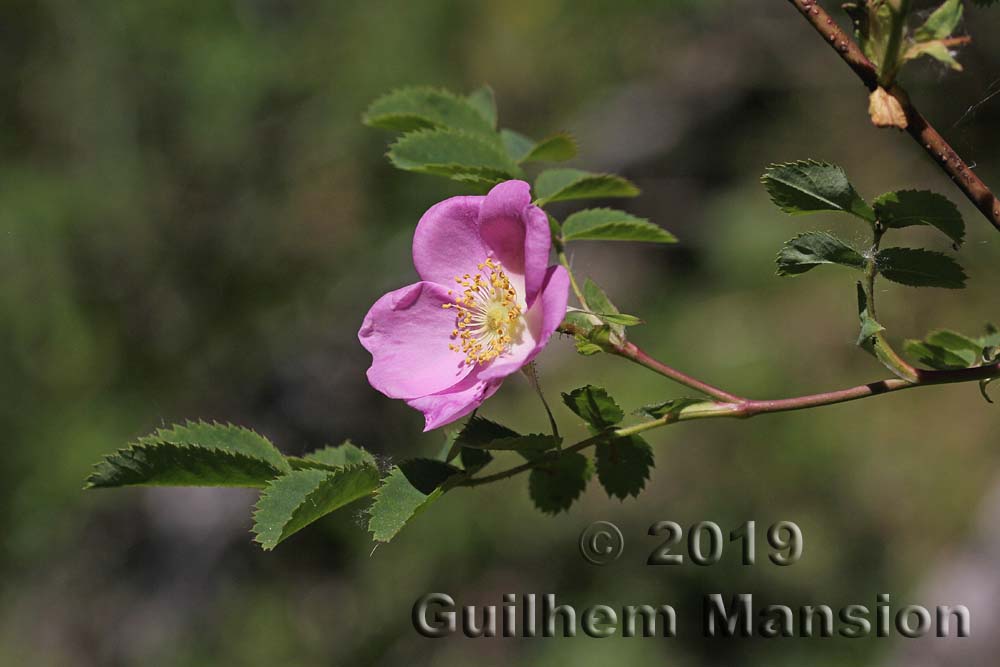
[3,0,999,664]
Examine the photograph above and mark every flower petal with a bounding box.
[478,180,551,308]
[359,281,472,399]
[477,264,570,381]
[406,372,503,431]
[412,195,487,286]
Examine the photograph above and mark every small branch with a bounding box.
[612,341,745,403]
[787,0,1000,233]
[557,249,588,309]
[460,360,1000,487]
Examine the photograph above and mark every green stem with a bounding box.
[880,0,911,87]
[557,248,588,310]
[864,222,920,383]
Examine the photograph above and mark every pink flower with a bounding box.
[359,180,570,431]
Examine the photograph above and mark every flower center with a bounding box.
[443,258,523,366]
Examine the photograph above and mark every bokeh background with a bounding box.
[3,0,999,664]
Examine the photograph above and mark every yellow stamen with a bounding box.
[442,257,523,366]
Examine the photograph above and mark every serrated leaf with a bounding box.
[873,190,965,245]
[387,129,518,183]
[363,87,496,137]
[500,129,537,163]
[973,0,999,7]
[86,442,285,489]
[368,466,446,543]
[466,85,497,129]
[595,435,654,500]
[876,247,967,288]
[252,464,379,550]
[467,433,561,453]
[528,451,592,514]
[524,133,578,163]
[904,40,963,71]
[562,208,677,244]
[914,0,963,41]
[289,441,376,471]
[534,169,639,206]
[138,421,289,473]
[762,161,875,222]
[87,421,291,488]
[775,232,866,276]
[562,385,624,430]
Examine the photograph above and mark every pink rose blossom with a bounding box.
[359,180,570,431]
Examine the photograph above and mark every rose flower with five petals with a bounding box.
[359,180,570,430]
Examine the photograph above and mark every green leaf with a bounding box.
[86,442,285,489]
[583,278,627,337]
[914,0,963,41]
[86,421,290,489]
[534,169,640,206]
[398,458,462,494]
[876,247,968,288]
[903,340,975,370]
[288,441,376,471]
[904,329,982,369]
[467,433,561,453]
[368,466,446,543]
[595,435,654,500]
[561,310,598,333]
[452,416,559,455]
[873,190,965,245]
[904,40,963,71]
[252,464,379,550]
[138,421,289,472]
[562,385,625,430]
[465,85,498,129]
[592,312,643,327]
[575,339,604,356]
[775,232,866,276]
[456,416,519,447]
[927,329,983,357]
[363,87,496,137]
[528,451,592,514]
[562,208,677,244]
[973,0,999,7]
[523,133,578,163]
[387,129,518,184]
[459,447,492,474]
[500,129,537,163]
[762,161,875,222]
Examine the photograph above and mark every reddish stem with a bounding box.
[787,0,1000,233]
